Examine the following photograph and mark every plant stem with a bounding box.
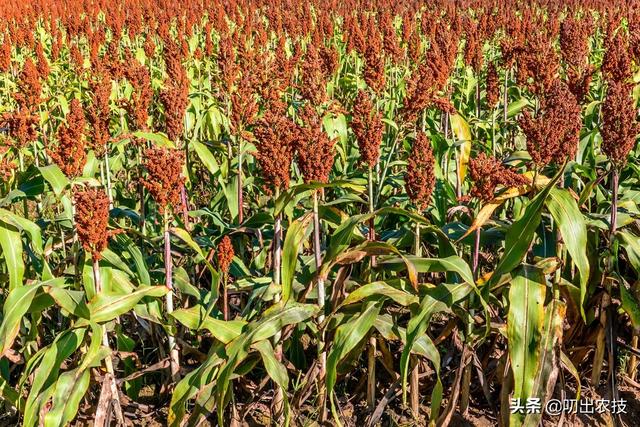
[410,221,421,418]
[272,187,285,420]
[92,258,124,425]
[104,148,114,210]
[606,168,619,400]
[312,190,327,419]
[164,211,180,382]
[237,137,243,224]
[367,166,377,409]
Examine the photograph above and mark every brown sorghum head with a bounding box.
[0,148,16,182]
[0,37,10,73]
[160,42,189,142]
[469,153,528,202]
[74,187,110,260]
[295,104,336,184]
[124,59,153,131]
[49,99,86,178]
[363,31,386,95]
[141,147,185,213]
[253,102,296,192]
[486,62,500,108]
[16,57,41,111]
[35,41,49,79]
[405,132,436,211]
[602,28,631,84]
[217,235,234,274]
[299,43,327,105]
[601,81,639,168]
[0,111,38,149]
[559,15,592,72]
[519,79,582,166]
[87,75,111,158]
[218,35,238,94]
[351,90,384,168]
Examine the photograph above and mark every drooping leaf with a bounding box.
[507,265,547,424]
[545,187,590,318]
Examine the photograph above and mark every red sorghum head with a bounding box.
[74,187,110,260]
[49,99,87,178]
[141,147,185,213]
[405,132,436,211]
[217,235,234,274]
[601,81,640,168]
[469,153,528,202]
[351,90,384,168]
[253,102,296,192]
[295,104,336,184]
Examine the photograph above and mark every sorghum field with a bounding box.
[1,0,640,425]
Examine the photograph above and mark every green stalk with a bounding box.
[92,258,125,425]
[237,135,244,224]
[410,221,421,418]
[164,210,180,382]
[367,166,376,409]
[104,148,114,210]
[272,187,285,420]
[312,190,327,421]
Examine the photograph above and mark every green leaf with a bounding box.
[488,172,560,289]
[281,212,313,304]
[44,286,90,319]
[192,140,220,176]
[449,113,472,184]
[42,368,90,427]
[507,265,546,422]
[0,220,24,291]
[617,231,640,275]
[507,97,531,118]
[171,227,218,280]
[380,255,475,288]
[215,303,318,425]
[545,188,590,319]
[399,282,472,408]
[87,286,168,323]
[522,299,566,427]
[620,281,640,329]
[22,328,86,427]
[339,281,418,308]
[171,306,246,344]
[252,339,289,390]
[327,299,382,424]
[0,278,64,358]
[38,165,70,197]
[132,131,175,148]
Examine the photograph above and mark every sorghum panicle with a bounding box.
[141,147,185,213]
[295,105,336,184]
[217,235,234,274]
[601,81,640,167]
[351,90,384,168]
[469,153,528,202]
[49,99,87,178]
[74,188,110,260]
[405,132,436,211]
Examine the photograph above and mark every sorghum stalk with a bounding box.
[410,221,421,417]
[237,136,243,224]
[104,149,113,210]
[460,228,480,416]
[92,258,125,425]
[164,210,180,382]
[312,190,326,371]
[367,166,376,409]
[272,187,285,419]
[312,189,328,420]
